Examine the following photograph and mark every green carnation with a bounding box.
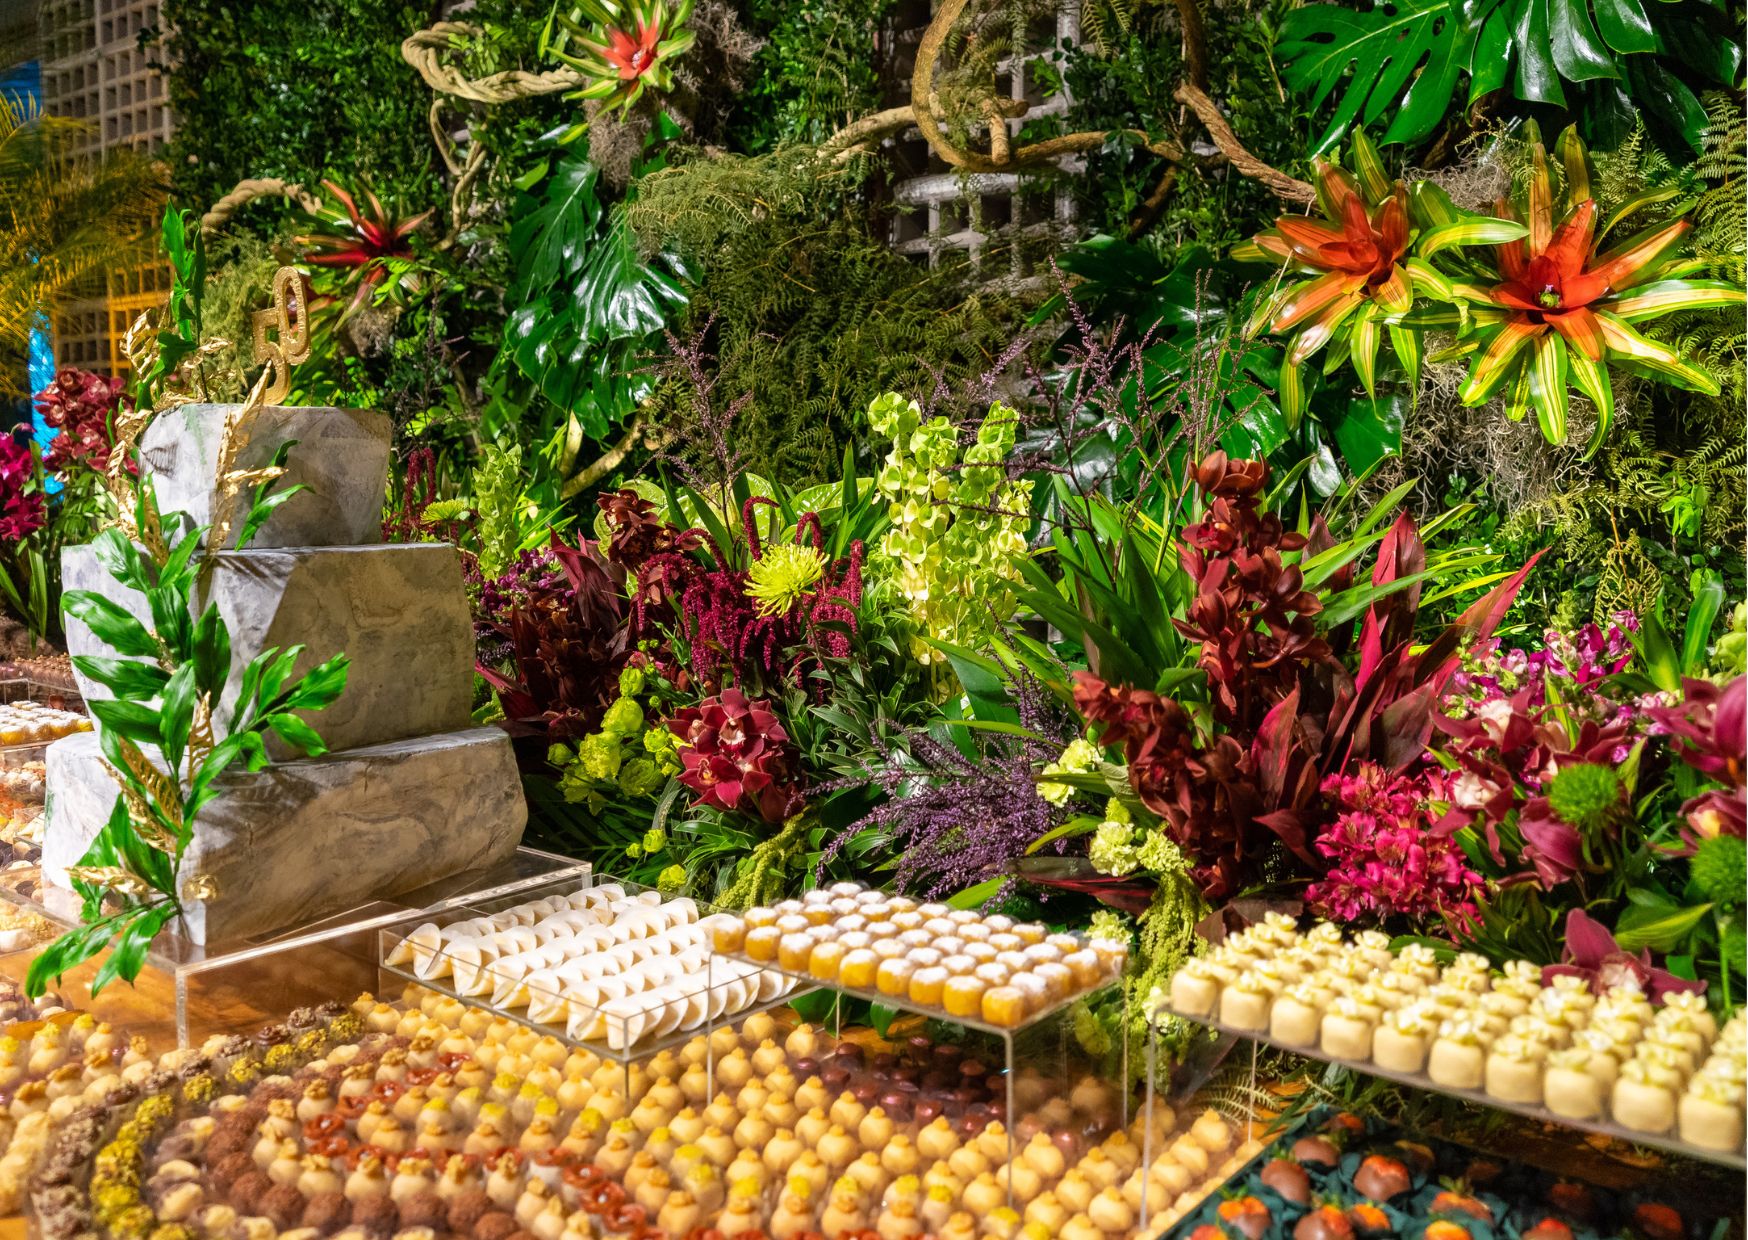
[1089,820,1140,877]
[1547,762,1624,832]
[619,758,663,798]
[1693,835,1746,910]
[619,664,647,697]
[657,864,687,891]
[602,696,645,736]
[578,732,624,781]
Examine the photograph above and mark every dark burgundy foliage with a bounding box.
[1078,451,1538,900]
[475,534,631,739]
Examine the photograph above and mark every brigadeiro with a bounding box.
[447,1189,494,1233]
[399,1192,447,1230]
[474,1211,521,1240]
[351,1195,400,1237]
[260,1183,308,1228]
[301,1191,350,1234]
[228,1170,273,1213]
[204,1123,251,1164]
[209,1153,255,1195]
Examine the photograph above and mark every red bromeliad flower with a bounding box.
[1449,125,1742,451]
[544,0,697,113]
[296,181,432,319]
[1240,139,1415,372]
[667,688,803,824]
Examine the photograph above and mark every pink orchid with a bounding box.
[1543,908,1705,1001]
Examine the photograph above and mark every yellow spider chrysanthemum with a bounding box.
[745,543,827,618]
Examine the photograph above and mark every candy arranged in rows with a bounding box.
[30,984,1226,1240]
[1175,1106,1728,1240]
[0,1013,152,1212]
[1166,916,1746,1152]
[715,881,1126,1028]
[0,701,90,748]
[386,884,795,1049]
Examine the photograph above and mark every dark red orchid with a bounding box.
[32,368,134,478]
[296,180,432,319]
[667,688,802,824]
[1543,908,1704,1001]
[1648,676,1747,850]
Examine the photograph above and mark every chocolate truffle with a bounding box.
[228,1170,273,1213]
[398,1192,447,1230]
[447,1189,494,1233]
[351,1195,400,1237]
[209,1153,255,1195]
[302,1192,351,1234]
[474,1212,521,1240]
[260,1183,308,1228]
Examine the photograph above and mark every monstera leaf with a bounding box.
[502,151,688,441]
[1278,0,1738,155]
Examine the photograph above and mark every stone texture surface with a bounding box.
[42,727,527,944]
[140,404,392,549]
[62,543,474,756]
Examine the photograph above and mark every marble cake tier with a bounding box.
[140,404,392,549]
[61,541,473,757]
[42,727,527,944]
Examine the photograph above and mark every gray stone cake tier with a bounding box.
[140,404,392,549]
[61,542,474,757]
[43,728,527,944]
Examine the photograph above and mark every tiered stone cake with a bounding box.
[42,405,527,943]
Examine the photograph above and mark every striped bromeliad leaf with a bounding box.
[1441,124,1744,455]
[1235,130,1521,423]
[542,0,697,112]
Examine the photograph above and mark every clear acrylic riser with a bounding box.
[375,871,807,1073]
[0,846,586,1052]
[1153,1005,1746,1173]
[717,942,1153,1214]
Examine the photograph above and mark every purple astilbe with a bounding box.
[818,673,1083,899]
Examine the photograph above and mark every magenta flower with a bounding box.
[1649,676,1747,851]
[1543,908,1705,1001]
[0,432,45,542]
[1307,763,1483,927]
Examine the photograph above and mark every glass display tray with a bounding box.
[0,846,586,1049]
[1160,1002,1746,1172]
[713,938,1124,1038]
[376,872,808,1066]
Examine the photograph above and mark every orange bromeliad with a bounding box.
[1237,130,1524,420]
[1446,125,1743,453]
